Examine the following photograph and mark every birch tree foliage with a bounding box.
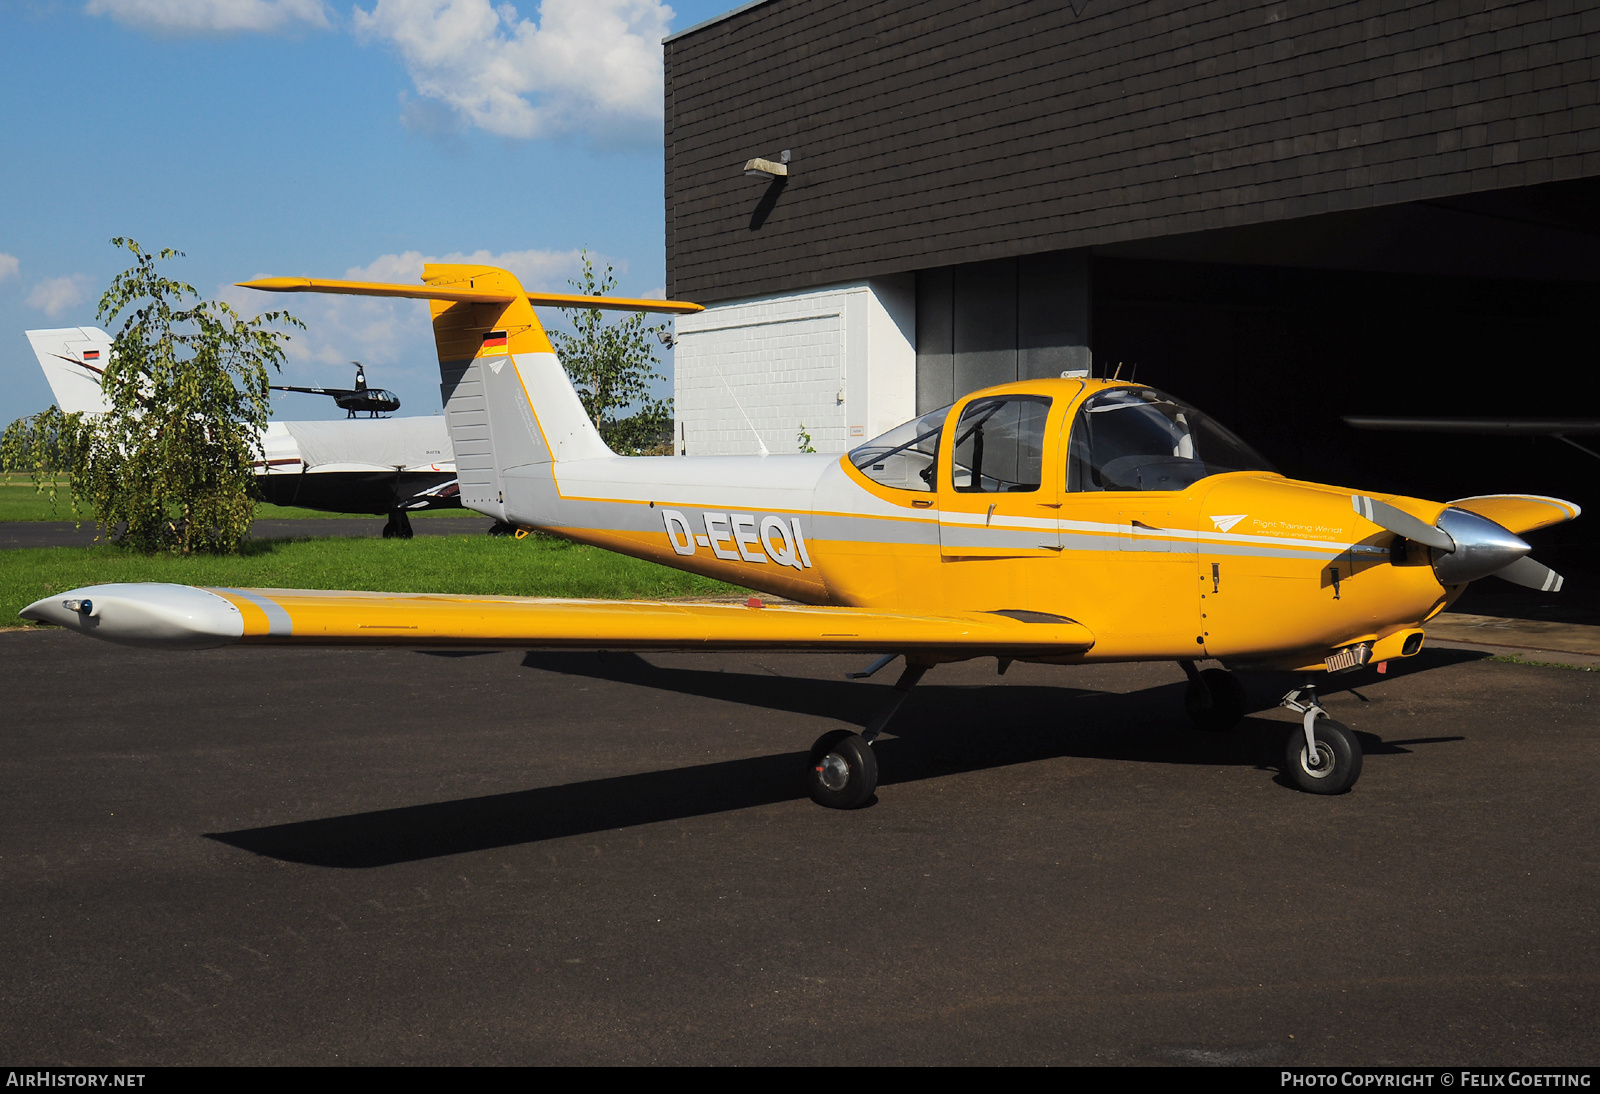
[549,253,674,455]
[78,238,301,553]
[1,406,86,515]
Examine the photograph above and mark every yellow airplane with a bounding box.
[23,263,1580,807]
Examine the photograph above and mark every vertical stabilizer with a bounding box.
[25,328,114,415]
[422,264,613,522]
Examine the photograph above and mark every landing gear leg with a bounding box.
[1180,660,1247,732]
[382,509,414,539]
[808,660,930,809]
[1279,682,1362,794]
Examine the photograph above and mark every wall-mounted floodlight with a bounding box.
[743,149,791,180]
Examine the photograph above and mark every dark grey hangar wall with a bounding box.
[663,0,1600,547]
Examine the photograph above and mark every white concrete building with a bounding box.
[672,277,915,456]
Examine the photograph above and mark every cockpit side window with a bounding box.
[1066,388,1275,492]
[848,404,951,492]
[950,395,1052,493]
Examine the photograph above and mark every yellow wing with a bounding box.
[23,584,1094,656]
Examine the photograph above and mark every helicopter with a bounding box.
[271,362,401,418]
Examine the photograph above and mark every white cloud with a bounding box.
[342,247,592,289]
[352,0,671,142]
[26,275,95,319]
[0,254,19,283]
[84,0,332,34]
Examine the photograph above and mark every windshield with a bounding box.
[1067,387,1274,492]
[848,404,951,492]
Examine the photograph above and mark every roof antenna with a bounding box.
[1112,362,1123,380]
[710,360,769,456]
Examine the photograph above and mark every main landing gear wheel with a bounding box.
[1286,718,1362,795]
[382,510,414,539]
[808,730,878,810]
[1184,667,1247,732]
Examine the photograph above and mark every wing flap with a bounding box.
[202,588,1094,653]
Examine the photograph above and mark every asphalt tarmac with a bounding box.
[3,631,1597,1065]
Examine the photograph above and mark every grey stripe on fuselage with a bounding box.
[501,484,1358,563]
[939,526,1061,551]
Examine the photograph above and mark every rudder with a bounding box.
[423,264,612,523]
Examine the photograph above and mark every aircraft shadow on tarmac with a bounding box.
[206,648,1478,869]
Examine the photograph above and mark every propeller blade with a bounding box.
[1351,495,1455,552]
[1494,556,1565,592]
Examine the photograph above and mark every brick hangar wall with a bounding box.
[664,0,1600,304]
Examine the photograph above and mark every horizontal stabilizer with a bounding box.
[22,584,1095,656]
[238,277,704,314]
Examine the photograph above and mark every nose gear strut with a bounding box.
[1279,682,1363,794]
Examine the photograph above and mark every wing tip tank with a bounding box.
[20,583,245,649]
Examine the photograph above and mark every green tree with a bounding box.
[2,407,85,473]
[549,252,673,455]
[1,406,87,514]
[71,238,300,553]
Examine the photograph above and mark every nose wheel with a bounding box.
[1280,684,1363,794]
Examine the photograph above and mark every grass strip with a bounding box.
[3,477,477,523]
[3,533,743,626]
[1488,654,1599,672]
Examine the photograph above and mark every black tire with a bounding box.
[1184,667,1247,732]
[807,730,878,810]
[487,521,516,537]
[1284,718,1362,794]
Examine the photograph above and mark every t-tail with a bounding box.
[240,267,841,602]
[241,266,688,518]
[423,263,615,524]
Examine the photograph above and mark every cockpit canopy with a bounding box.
[1067,387,1273,491]
[846,404,948,492]
[848,385,1273,494]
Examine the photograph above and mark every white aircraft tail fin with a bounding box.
[237,266,702,524]
[421,263,613,521]
[25,327,114,415]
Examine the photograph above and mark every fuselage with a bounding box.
[490,378,1450,666]
[251,419,460,515]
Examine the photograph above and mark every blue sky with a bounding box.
[0,0,738,427]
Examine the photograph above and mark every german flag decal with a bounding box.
[83,350,100,360]
[480,330,509,357]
